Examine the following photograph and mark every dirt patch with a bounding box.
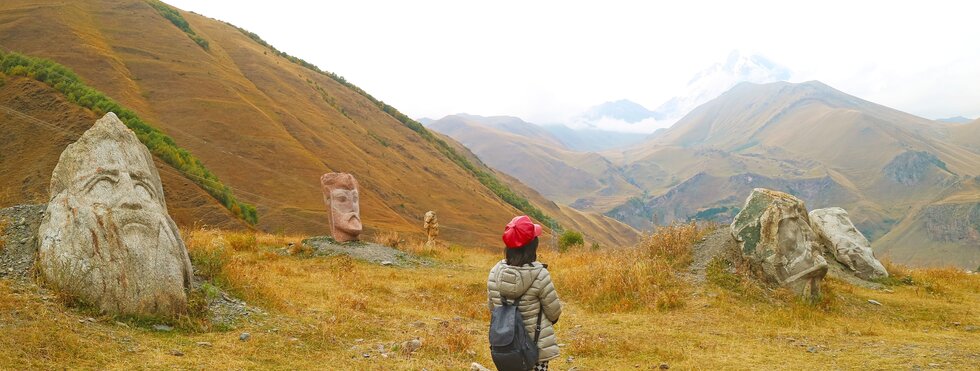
[689,227,739,283]
[0,204,45,280]
[301,236,433,267]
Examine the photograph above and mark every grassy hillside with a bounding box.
[426,128,642,248]
[0,74,244,229]
[0,0,577,247]
[1,226,976,369]
[429,114,643,211]
[0,51,257,224]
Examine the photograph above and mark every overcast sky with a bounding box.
[168,0,980,124]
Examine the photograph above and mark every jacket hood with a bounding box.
[490,260,544,300]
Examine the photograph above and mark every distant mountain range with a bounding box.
[936,116,974,124]
[429,81,980,269]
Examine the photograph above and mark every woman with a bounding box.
[487,215,563,371]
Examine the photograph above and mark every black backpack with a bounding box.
[489,297,543,371]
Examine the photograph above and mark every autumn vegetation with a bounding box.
[0,51,257,224]
[2,222,976,369]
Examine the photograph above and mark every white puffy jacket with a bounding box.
[487,260,563,362]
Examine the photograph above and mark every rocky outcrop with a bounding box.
[883,151,952,186]
[809,207,888,280]
[37,113,193,317]
[920,203,980,244]
[730,188,828,298]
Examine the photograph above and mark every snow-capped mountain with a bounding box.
[567,50,792,135]
[653,50,792,126]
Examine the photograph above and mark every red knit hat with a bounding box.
[502,215,542,248]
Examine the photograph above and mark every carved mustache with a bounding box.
[108,209,159,229]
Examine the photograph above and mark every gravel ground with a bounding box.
[301,236,433,267]
[0,204,45,280]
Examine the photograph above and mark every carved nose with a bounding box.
[117,172,144,210]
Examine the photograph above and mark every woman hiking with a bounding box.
[487,215,563,371]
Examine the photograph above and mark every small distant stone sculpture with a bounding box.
[37,112,193,317]
[423,210,439,246]
[320,172,362,242]
[730,188,828,299]
[809,207,888,280]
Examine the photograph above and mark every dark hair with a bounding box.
[506,237,538,267]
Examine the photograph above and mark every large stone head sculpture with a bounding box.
[38,113,193,317]
[731,188,828,298]
[320,172,362,242]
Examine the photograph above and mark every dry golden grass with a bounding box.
[553,222,715,312]
[0,226,978,369]
[372,230,403,248]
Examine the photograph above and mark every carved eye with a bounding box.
[336,195,348,203]
[87,177,116,197]
[134,182,153,200]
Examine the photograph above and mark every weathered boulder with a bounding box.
[809,207,888,280]
[37,113,193,317]
[320,172,362,242]
[423,210,439,246]
[730,188,828,298]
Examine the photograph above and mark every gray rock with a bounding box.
[153,324,173,332]
[470,363,491,371]
[730,188,828,298]
[404,338,422,353]
[170,349,184,356]
[37,113,193,318]
[196,341,212,347]
[380,260,394,266]
[809,207,888,280]
[868,299,883,306]
[660,363,670,370]
[239,332,251,341]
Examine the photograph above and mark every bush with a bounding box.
[147,0,209,51]
[558,230,584,252]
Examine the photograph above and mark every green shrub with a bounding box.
[558,230,584,252]
[0,51,256,224]
[147,0,209,51]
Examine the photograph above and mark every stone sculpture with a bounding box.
[37,112,193,317]
[809,207,888,280]
[730,188,828,298]
[423,210,439,246]
[320,172,362,242]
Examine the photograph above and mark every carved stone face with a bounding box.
[76,161,164,251]
[320,173,362,242]
[38,113,192,317]
[330,188,361,235]
[763,202,827,284]
[733,188,828,298]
